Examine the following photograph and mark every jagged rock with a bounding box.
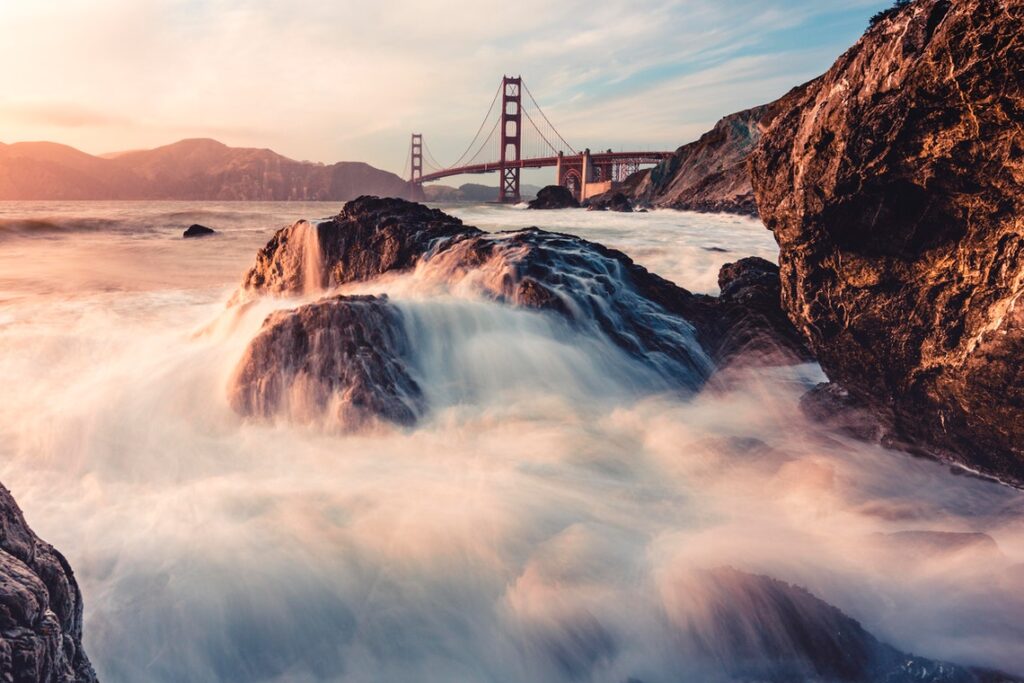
[0,484,96,683]
[751,0,1024,485]
[583,191,633,212]
[241,196,479,296]
[527,185,580,210]
[182,224,215,238]
[675,567,1015,682]
[712,257,813,366]
[229,294,424,430]
[233,197,813,427]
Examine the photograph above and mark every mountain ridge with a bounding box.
[0,138,413,201]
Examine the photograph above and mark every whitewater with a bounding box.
[0,200,1022,682]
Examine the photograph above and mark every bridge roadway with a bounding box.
[417,150,673,184]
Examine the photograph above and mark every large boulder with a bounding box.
[0,484,97,682]
[527,185,579,210]
[232,197,810,427]
[751,0,1024,484]
[229,294,424,430]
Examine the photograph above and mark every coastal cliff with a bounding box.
[752,0,1024,484]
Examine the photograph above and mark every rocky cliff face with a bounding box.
[1,484,96,683]
[751,0,1024,484]
[627,89,807,215]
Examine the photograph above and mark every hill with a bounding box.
[0,138,412,201]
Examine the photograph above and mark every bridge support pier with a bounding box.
[498,76,522,204]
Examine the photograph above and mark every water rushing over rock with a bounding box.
[231,197,809,428]
[230,295,424,430]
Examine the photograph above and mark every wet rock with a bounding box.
[0,484,97,682]
[229,294,424,429]
[751,0,1024,485]
[800,382,890,443]
[527,185,580,210]
[241,196,479,296]
[182,223,215,238]
[234,197,813,425]
[583,191,633,213]
[674,566,1015,682]
[712,257,813,367]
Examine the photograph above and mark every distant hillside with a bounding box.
[423,182,541,202]
[0,138,412,201]
[623,85,809,216]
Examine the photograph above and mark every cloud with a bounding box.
[0,102,129,128]
[0,0,891,174]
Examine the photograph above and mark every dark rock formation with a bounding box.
[527,185,580,210]
[1,484,96,682]
[712,257,813,367]
[583,191,633,213]
[229,295,424,430]
[751,0,1024,485]
[679,567,1015,682]
[234,197,811,426]
[182,224,215,238]
[241,196,480,296]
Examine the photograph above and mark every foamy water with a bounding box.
[0,200,1022,681]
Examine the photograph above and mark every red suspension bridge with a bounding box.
[407,76,673,204]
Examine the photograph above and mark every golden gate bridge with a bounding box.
[407,76,673,203]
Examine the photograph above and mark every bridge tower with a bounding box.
[498,76,522,204]
[410,133,423,184]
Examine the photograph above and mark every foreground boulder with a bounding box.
[751,0,1024,485]
[182,224,215,238]
[673,567,1014,682]
[527,185,579,210]
[233,196,810,427]
[229,294,424,430]
[1,484,97,682]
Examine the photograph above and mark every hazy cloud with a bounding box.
[0,0,890,177]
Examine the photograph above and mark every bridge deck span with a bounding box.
[417,151,672,184]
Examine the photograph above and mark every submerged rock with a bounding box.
[0,484,97,683]
[583,191,633,213]
[527,185,580,210]
[675,567,1014,682]
[229,294,423,430]
[751,0,1024,485]
[182,223,215,238]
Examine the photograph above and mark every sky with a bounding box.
[0,0,890,179]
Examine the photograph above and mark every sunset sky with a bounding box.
[0,0,889,176]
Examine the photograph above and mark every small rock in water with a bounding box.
[527,185,580,210]
[182,224,216,238]
[584,191,633,212]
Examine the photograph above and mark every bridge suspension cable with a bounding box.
[523,81,577,155]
